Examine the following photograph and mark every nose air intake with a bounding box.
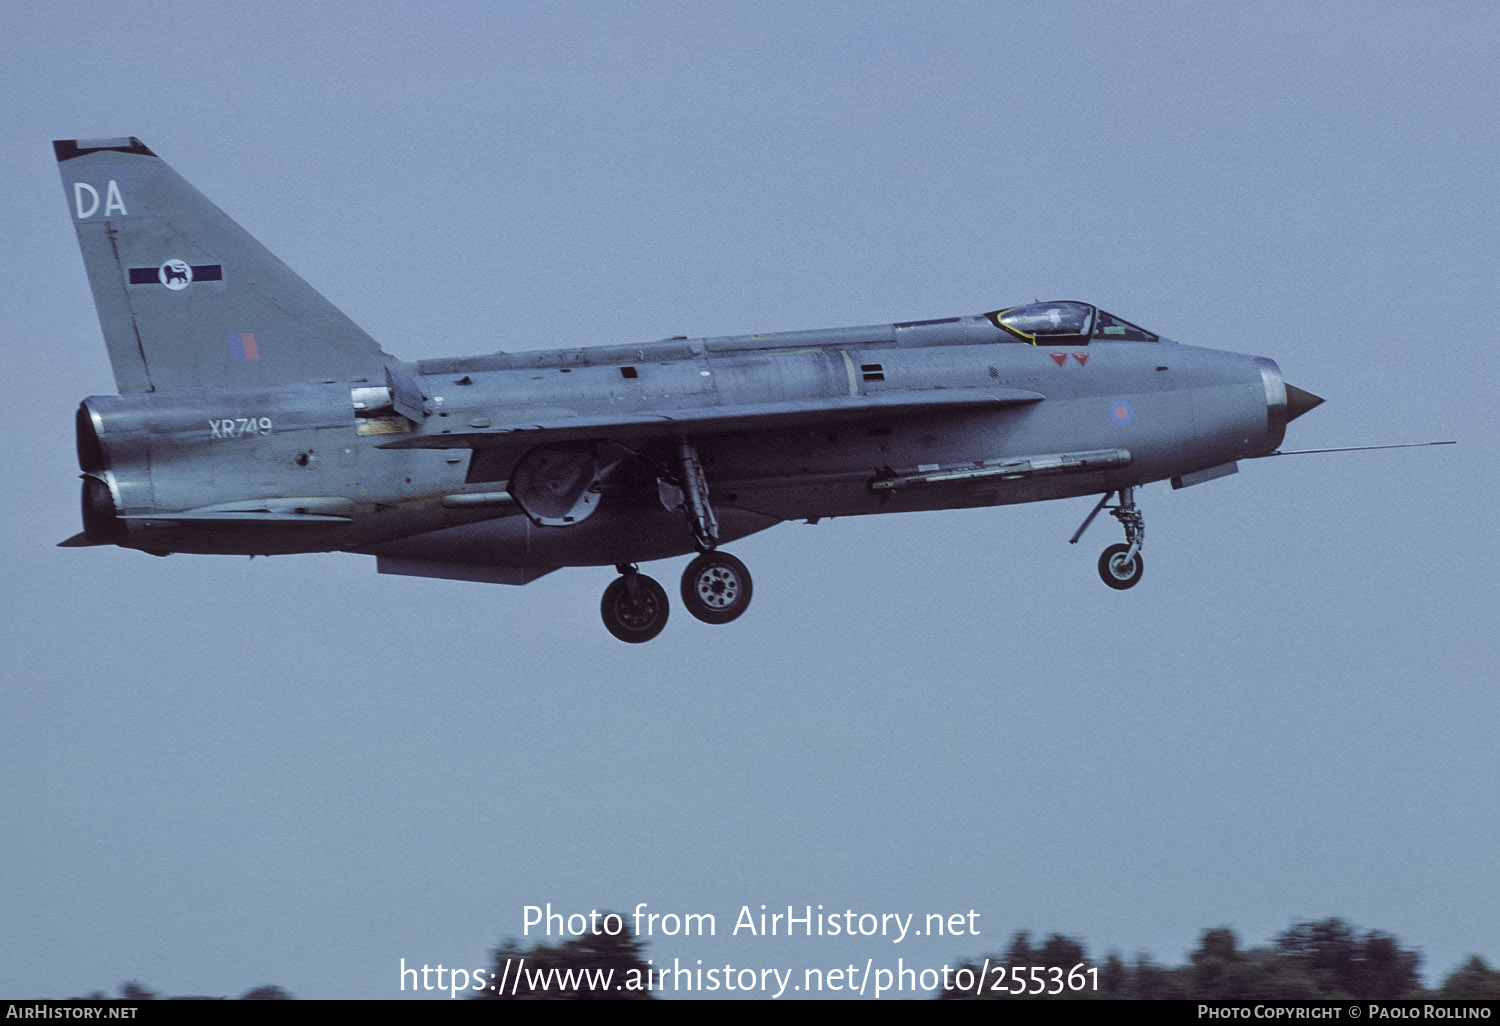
[1256,357,1324,454]
[1285,383,1325,422]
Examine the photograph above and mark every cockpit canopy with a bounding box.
[986,302,1159,344]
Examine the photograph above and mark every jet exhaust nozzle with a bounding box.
[80,475,126,544]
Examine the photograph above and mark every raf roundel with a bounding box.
[1110,400,1133,425]
[158,259,192,291]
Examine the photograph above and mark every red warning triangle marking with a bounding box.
[1050,353,1067,366]
[1073,352,1089,366]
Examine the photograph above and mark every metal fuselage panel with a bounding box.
[78,320,1279,567]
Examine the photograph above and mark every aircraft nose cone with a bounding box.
[1285,383,1325,422]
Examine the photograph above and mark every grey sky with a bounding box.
[2,1,1495,1000]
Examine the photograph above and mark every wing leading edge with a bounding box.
[378,387,1045,451]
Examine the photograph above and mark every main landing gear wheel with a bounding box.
[601,570,669,643]
[680,551,753,625]
[1098,543,1144,590]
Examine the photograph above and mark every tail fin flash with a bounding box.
[55,137,394,393]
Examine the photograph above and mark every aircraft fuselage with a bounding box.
[77,317,1287,573]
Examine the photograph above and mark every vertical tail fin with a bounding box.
[55,137,394,393]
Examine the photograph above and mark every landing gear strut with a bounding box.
[677,437,719,553]
[600,563,669,643]
[673,437,754,625]
[1071,486,1145,590]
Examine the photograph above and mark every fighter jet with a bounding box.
[55,137,1426,642]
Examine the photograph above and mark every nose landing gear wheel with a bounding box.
[1098,543,1144,590]
[601,572,670,643]
[680,551,753,624]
